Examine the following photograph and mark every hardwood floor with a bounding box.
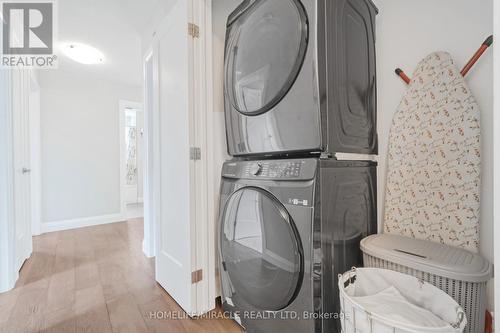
[0,219,243,333]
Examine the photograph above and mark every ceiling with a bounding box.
[54,0,171,86]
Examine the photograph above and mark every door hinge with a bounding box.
[188,23,200,38]
[191,269,203,284]
[190,147,201,160]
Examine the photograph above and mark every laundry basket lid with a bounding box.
[361,234,492,282]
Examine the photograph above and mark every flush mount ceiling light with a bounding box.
[61,43,105,65]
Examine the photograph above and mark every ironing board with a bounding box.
[384,52,481,252]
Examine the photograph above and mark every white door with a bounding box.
[154,0,198,315]
[12,69,33,272]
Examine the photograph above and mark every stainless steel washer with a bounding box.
[218,158,377,332]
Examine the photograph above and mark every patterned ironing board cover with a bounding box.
[384,52,481,252]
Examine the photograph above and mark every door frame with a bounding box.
[142,47,160,258]
[29,75,42,236]
[0,68,18,293]
[192,0,216,314]
[118,99,143,218]
[204,0,217,314]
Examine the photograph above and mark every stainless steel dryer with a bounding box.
[224,0,378,157]
[218,158,377,332]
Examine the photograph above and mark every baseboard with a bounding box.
[41,213,126,234]
[126,211,144,219]
[0,268,18,294]
[142,239,155,258]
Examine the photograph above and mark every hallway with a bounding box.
[0,220,242,333]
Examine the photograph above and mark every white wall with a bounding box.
[493,1,500,330]
[372,0,494,309]
[139,1,178,54]
[34,0,145,231]
[38,68,141,227]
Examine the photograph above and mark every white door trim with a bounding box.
[205,0,217,309]
[118,99,143,218]
[0,68,18,293]
[142,47,159,258]
[192,0,216,314]
[29,74,42,236]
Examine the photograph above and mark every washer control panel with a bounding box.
[222,158,317,181]
[244,161,303,178]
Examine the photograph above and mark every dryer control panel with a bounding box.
[222,158,317,181]
[245,161,302,178]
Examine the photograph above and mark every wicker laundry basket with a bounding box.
[361,234,492,333]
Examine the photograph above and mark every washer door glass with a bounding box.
[225,0,308,115]
[220,187,303,311]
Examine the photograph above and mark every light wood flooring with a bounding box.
[0,219,243,333]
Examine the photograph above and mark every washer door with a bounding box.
[225,0,308,116]
[220,187,303,311]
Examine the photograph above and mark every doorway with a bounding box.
[119,100,144,220]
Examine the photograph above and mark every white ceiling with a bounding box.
[54,0,168,86]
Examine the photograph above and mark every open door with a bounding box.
[155,0,195,312]
[12,69,33,273]
[149,0,213,315]
[0,67,34,292]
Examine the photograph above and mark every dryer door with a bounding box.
[225,0,308,116]
[220,187,303,311]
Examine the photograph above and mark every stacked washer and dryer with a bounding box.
[218,0,378,332]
